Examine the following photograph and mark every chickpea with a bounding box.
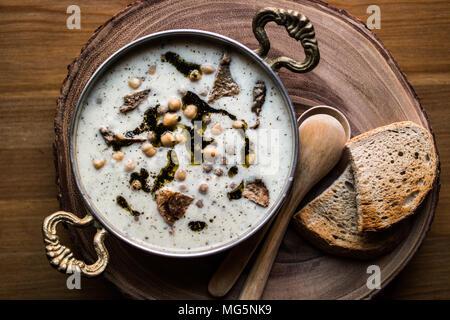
[168,97,181,111]
[128,77,141,89]
[198,183,209,194]
[232,120,244,129]
[200,64,215,74]
[161,132,175,147]
[214,168,223,176]
[141,143,156,157]
[211,123,222,135]
[112,152,124,161]
[148,65,156,75]
[189,69,202,81]
[179,184,188,192]
[93,158,106,169]
[203,145,218,159]
[175,132,187,144]
[131,180,142,190]
[184,104,197,119]
[196,200,204,208]
[157,104,168,115]
[125,159,136,172]
[163,112,178,127]
[203,163,213,173]
[175,169,187,181]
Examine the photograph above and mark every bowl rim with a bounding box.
[69,29,299,258]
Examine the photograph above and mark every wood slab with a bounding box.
[54,0,440,299]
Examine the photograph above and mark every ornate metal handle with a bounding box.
[253,7,320,73]
[42,211,109,277]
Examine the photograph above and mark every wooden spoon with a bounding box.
[208,106,350,299]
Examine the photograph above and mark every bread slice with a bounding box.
[293,165,406,259]
[347,121,438,232]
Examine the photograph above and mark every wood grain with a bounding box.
[51,0,440,300]
[0,0,449,299]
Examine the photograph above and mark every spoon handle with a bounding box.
[208,217,273,298]
[239,186,309,300]
[207,184,303,298]
[208,176,309,299]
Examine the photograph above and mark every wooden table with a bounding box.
[0,0,448,299]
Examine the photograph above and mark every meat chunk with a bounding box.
[156,189,194,226]
[207,53,240,103]
[242,179,270,207]
[251,81,266,116]
[120,89,151,113]
[99,127,146,151]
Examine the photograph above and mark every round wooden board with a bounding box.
[54,0,440,299]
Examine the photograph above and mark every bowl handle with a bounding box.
[42,211,109,277]
[253,7,320,73]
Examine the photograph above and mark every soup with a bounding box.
[74,37,295,254]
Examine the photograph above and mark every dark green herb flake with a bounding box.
[188,221,207,232]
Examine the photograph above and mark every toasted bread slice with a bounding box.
[292,165,406,259]
[347,121,438,232]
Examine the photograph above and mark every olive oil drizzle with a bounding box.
[188,221,207,232]
[178,123,215,165]
[125,105,174,148]
[126,105,159,136]
[227,166,238,177]
[129,168,151,193]
[235,120,253,168]
[182,91,252,167]
[118,93,251,167]
[182,91,237,124]
[243,136,252,168]
[151,150,179,195]
[110,137,142,151]
[161,51,202,77]
[116,196,141,216]
[227,180,244,200]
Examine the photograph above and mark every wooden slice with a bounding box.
[54,0,440,299]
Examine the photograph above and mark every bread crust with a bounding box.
[293,211,408,260]
[293,165,409,259]
[347,121,438,232]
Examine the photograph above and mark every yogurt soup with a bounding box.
[74,38,295,254]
